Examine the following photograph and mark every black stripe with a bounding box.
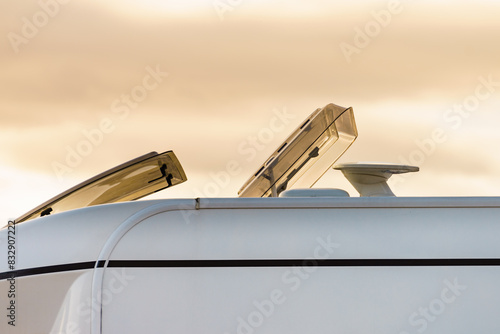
[3,258,500,280]
[107,258,500,268]
[0,261,97,280]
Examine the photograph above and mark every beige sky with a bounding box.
[1,0,500,222]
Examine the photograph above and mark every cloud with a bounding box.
[1,0,500,211]
[2,1,499,125]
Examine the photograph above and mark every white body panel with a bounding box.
[2,197,500,333]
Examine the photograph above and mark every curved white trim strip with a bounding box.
[90,199,196,334]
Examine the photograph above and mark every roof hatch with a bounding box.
[238,103,358,197]
[16,151,187,223]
